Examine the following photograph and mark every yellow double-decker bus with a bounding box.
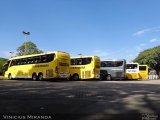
[126,63,139,80]
[139,65,148,80]
[4,51,70,80]
[70,56,100,80]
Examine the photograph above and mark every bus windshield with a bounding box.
[71,57,92,65]
[126,64,138,69]
[3,60,11,71]
[139,66,147,71]
[101,61,123,67]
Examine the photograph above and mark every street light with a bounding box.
[9,52,14,58]
[22,31,30,54]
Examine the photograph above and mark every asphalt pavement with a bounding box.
[0,79,160,120]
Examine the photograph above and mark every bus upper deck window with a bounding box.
[71,59,75,65]
[101,62,106,67]
[76,59,82,65]
[42,55,47,62]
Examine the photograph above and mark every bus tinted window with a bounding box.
[71,58,92,65]
[27,57,34,64]
[71,59,75,65]
[100,62,106,67]
[82,58,92,65]
[76,59,82,65]
[46,54,54,62]
[101,61,123,67]
[126,64,138,69]
[10,60,15,66]
[139,66,146,71]
[10,53,54,66]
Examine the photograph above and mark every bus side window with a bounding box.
[42,55,47,62]
[27,57,33,64]
[21,59,27,65]
[71,59,75,65]
[116,61,123,67]
[101,62,106,67]
[83,58,92,65]
[34,56,41,63]
[10,60,16,66]
[17,59,21,65]
[31,58,34,63]
[46,54,54,62]
[20,59,23,65]
[76,59,82,65]
[23,59,27,65]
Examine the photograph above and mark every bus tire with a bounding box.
[106,74,112,81]
[100,74,105,80]
[8,73,12,80]
[38,73,43,81]
[32,73,37,81]
[72,74,79,81]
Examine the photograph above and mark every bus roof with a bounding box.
[101,59,126,61]
[9,51,69,60]
[126,62,139,64]
[71,56,100,59]
[139,64,148,66]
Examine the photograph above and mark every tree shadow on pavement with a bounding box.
[0,81,160,120]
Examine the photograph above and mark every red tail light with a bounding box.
[55,66,59,73]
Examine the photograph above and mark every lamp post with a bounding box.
[22,31,30,54]
[9,52,14,58]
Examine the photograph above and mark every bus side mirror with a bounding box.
[3,63,9,71]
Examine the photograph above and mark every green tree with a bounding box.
[16,41,43,56]
[0,57,8,75]
[134,45,160,73]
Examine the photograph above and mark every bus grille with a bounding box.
[59,67,69,73]
[116,72,123,77]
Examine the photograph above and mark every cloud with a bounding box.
[149,38,160,43]
[133,27,160,36]
[133,29,151,36]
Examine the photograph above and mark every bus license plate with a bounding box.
[60,73,67,78]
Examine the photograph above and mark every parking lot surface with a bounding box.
[0,79,160,120]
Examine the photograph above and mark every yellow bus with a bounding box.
[4,51,70,80]
[139,65,148,80]
[126,63,139,80]
[70,56,100,80]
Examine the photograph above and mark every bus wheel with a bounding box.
[32,73,37,81]
[38,73,43,81]
[100,74,104,80]
[8,74,12,80]
[72,74,79,81]
[106,74,112,81]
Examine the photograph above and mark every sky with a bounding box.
[0,0,160,61]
